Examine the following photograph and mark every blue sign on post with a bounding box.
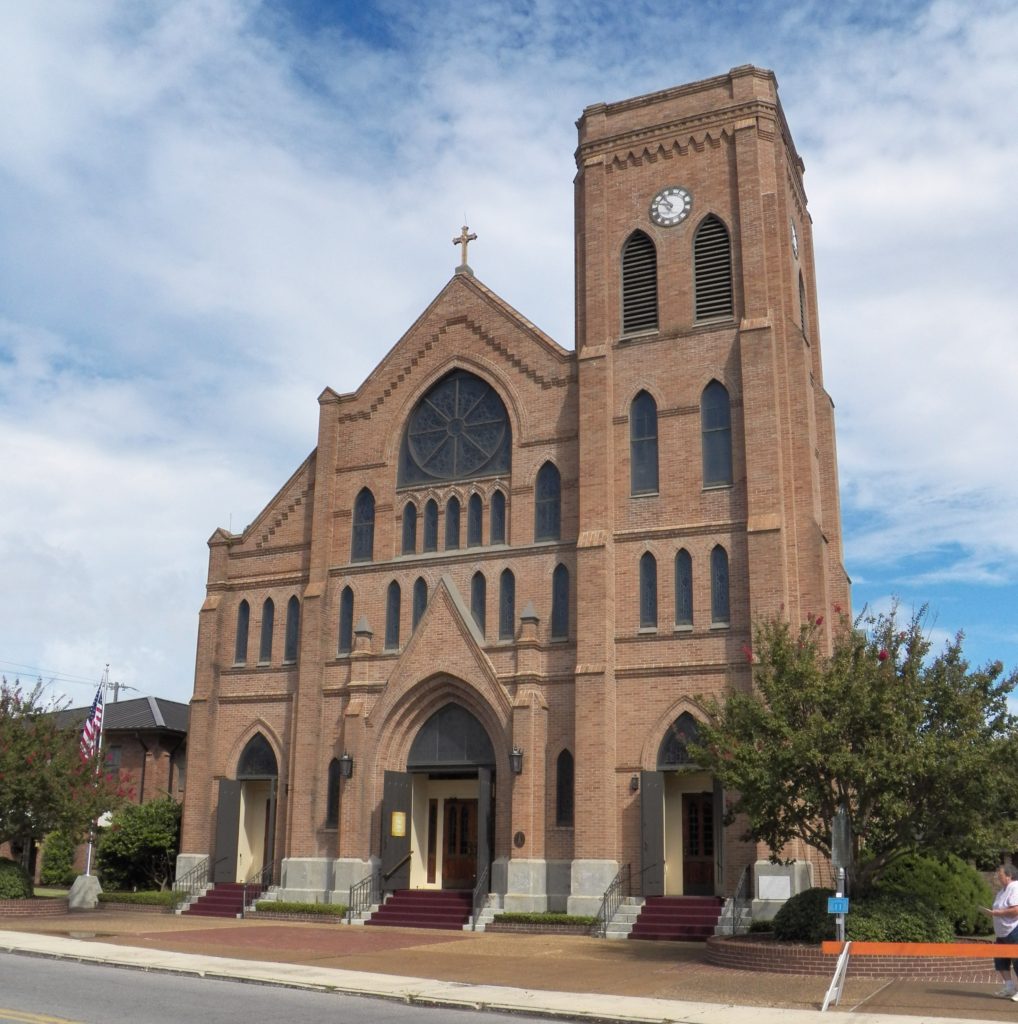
[828,897,849,915]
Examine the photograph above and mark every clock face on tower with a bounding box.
[649,186,693,227]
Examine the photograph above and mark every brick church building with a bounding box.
[178,66,850,919]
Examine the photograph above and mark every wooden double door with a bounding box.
[437,797,477,889]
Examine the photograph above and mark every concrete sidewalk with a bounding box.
[0,911,1013,1024]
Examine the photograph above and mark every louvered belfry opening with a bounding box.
[622,230,658,334]
[693,215,733,321]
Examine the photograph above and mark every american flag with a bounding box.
[80,683,104,758]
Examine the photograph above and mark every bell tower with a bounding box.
[566,67,849,912]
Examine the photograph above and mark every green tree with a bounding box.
[39,830,78,887]
[0,679,126,872]
[96,797,182,891]
[691,606,1018,893]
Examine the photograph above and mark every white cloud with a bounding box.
[2,0,1018,701]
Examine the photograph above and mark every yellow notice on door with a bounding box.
[390,811,407,837]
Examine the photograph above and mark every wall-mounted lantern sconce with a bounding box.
[339,752,354,779]
[509,746,524,775]
[630,774,640,793]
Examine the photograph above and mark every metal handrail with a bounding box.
[381,851,412,881]
[592,863,631,938]
[241,861,277,917]
[730,863,753,935]
[471,864,490,931]
[346,870,380,924]
[172,856,228,909]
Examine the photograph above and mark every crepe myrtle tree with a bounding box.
[690,605,1018,894]
[0,678,129,870]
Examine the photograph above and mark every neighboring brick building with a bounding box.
[178,66,850,914]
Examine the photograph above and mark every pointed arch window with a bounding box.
[622,230,658,334]
[639,552,657,629]
[338,586,354,654]
[701,380,733,486]
[326,758,340,828]
[402,503,417,555]
[490,489,506,544]
[499,569,516,640]
[551,563,569,639]
[445,496,460,550]
[412,577,428,630]
[237,732,278,777]
[658,712,702,768]
[674,549,693,627]
[471,571,486,636]
[351,488,375,562]
[630,391,659,495]
[385,580,401,650]
[799,271,808,339]
[258,598,274,663]
[535,462,561,541]
[711,545,730,624]
[423,499,438,552]
[467,493,483,547]
[556,749,575,827]
[283,595,300,663]
[693,215,733,321]
[234,600,250,665]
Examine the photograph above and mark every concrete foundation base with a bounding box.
[567,859,619,917]
[751,860,813,921]
[503,859,571,913]
[68,874,102,910]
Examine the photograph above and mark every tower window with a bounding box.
[351,488,375,562]
[535,462,561,541]
[675,550,693,627]
[402,503,417,555]
[423,499,438,552]
[799,271,808,339]
[499,569,515,640]
[701,380,733,486]
[234,600,249,665]
[445,496,460,550]
[467,493,483,546]
[412,577,428,630]
[258,597,274,663]
[693,215,733,321]
[385,581,401,649]
[711,545,730,624]
[551,563,569,639]
[490,490,506,544]
[630,391,659,495]
[283,595,300,664]
[639,552,657,629]
[556,749,574,827]
[622,230,658,334]
[338,586,354,654]
[471,571,486,636]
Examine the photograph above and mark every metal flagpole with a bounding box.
[83,665,110,877]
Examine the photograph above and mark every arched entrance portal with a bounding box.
[640,713,722,897]
[213,733,278,884]
[380,703,495,894]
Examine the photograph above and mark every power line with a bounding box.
[0,659,118,692]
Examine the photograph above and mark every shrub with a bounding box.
[772,887,836,943]
[254,900,347,916]
[748,919,774,933]
[874,853,993,936]
[492,912,598,926]
[847,893,954,942]
[40,831,78,887]
[0,857,33,900]
[96,798,181,891]
[98,890,177,906]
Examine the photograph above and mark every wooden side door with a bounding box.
[381,770,412,891]
[213,779,241,883]
[640,771,664,897]
[682,792,715,895]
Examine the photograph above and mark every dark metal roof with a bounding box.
[54,695,189,735]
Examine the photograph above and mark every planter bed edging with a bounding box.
[706,934,998,981]
[0,898,69,918]
[487,921,593,936]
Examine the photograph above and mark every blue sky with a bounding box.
[1,0,1016,705]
